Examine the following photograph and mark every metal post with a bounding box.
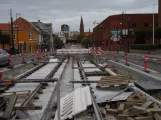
[128,17,131,53]
[16,13,20,54]
[10,9,14,54]
[116,20,119,53]
[153,4,155,44]
[57,79,60,120]
[122,13,123,52]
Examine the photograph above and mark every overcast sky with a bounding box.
[0,0,158,32]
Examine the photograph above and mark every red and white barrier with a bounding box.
[125,53,129,65]
[8,54,12,67]
[21,53,26,64]
[114,52,117,62]
[144,55,147,72]
[0,72,2,80]
[50,49,53,55]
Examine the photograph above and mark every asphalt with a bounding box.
[0,52,48,70]
[105,53,161,73]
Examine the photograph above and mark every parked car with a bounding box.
[0,49,9,66]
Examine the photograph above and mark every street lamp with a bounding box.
[93,21,99,47]
[122,11,126,52]
[153,4,155,44]
[16,13,20,53]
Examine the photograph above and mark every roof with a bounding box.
[94,13,158,29]
[84,32,92,36]
[0,17,38,32]
[0,23,11,31]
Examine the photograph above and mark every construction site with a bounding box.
[0,44,161,120]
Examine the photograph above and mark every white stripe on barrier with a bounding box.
[120,59,159,73]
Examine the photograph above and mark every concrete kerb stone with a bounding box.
[108,60,161,85]
[1,61,34,80]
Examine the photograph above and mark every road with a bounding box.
[0,53,47,69]
[105,53,161,73]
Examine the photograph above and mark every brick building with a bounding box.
[93,14,159,51]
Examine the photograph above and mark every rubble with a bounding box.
[103,91,161,120]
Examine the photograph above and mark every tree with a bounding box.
[155,27,161,45]
[80,35,92,48]
[77,34,84,43]
[0,30,11,49]
[134,29,152,44]
[54,35,64,49]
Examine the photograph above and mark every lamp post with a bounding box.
[93,21,99,47]
[101,25,104,49]
[10,9,14,54]
[153,4,155,44]
[16,13,20,53]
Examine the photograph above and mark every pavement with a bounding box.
[0,52,49,70]
[106,51,161,59]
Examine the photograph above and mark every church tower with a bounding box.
[80,16,84,35]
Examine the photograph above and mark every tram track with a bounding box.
[77,60,104,120]
[0,57,66,120]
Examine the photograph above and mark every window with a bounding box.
[13,33,16,40]
[132,23,136,28]
[144,23,149,27]
[29,32,32,40]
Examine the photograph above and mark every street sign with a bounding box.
[110,30,121,42]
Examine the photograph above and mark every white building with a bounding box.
[55,32,66,44]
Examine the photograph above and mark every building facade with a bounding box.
[93,14,159,51]
[32,20,53,51]
[159,0,161,27]
[54,32,66,44]
[0,17,39,53]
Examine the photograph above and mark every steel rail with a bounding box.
[10,58,65,119]
[40,57,69,120]
[77,60,104,120]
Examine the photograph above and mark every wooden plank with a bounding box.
[99,79,129,83]
[101,75,130,79]
[3,94,18,119]
[14,106,42,110]
[101,76,130,79]
[97,82,128,86]
[100,78,130,82]
[154,113,161,120]
[100,77,130,81]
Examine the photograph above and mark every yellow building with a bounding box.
[0,17,39,53]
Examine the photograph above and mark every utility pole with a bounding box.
[116,20,119,54]
[128,17,131,53]
[16,13,20,54]
[10,9,14,54]
[153,4,155,44]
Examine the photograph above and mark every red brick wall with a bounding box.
[93,14,159,51]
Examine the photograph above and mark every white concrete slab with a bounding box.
[54,86,92,120]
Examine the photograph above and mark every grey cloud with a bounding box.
[0,0,158,32]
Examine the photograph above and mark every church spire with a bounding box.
[80,16,84,35]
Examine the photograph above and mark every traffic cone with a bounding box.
[21,53,26,64]
[7,54,14,69]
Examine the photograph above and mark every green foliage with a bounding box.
[131,44,158,50]
[79,35,92,48]
[54,35,64,49]
[155,27,161,45]
[134,29,152,44]
[77,34,84,43]
[0,30,11,49]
